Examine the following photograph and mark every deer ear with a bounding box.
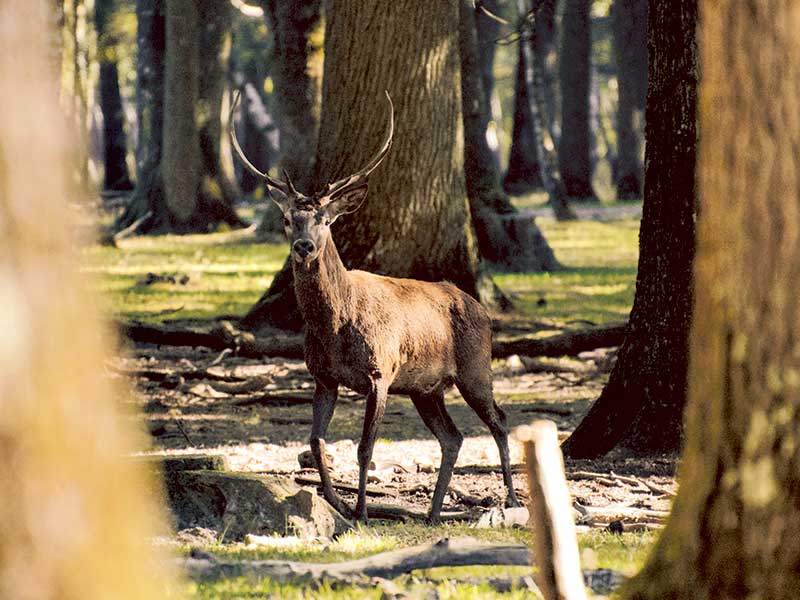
[327,185,369,222]
[267,187,290,213]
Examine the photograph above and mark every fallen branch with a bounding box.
[180,537,531,582]
[118,320,627,360]
[294,476,398,498]
[492,323,627,358]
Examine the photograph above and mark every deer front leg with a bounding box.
[310,380,350,517]
[354,378,388,521]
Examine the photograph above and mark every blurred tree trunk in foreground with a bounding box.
[95,0,134,191]
[117,0,243,234]
[459,0,560,272]
[612,0,647,200]
[558,0,597,200]
[562,0,696,458]
[0,3,176,598]
[256,0,322,237]
[623,2,800,598]
[244,0,497,330]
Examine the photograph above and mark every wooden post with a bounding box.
[517,420,587,600]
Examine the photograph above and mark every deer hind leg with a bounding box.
[456,377,521,508]
[410,389,464,523]
[354,377,389,522]
[310,379,351,517]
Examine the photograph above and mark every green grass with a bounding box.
[82,229,287,321]
[84,209,640,326]
[184,524,656,598]
[495,216,639,325]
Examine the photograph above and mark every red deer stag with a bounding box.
[230,92,520,522]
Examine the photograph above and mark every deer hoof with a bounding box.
[505,494,523,508]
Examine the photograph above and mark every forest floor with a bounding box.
[88,200,674,598]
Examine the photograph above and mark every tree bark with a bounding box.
[558,0,597,200]
[561,0,696,458]
[0,4,176,596]
[244,0,499,331]
[95,0,133,191]
[612,0,647,200]
[117,0,243,234]
[622,2,800,598]
[459,0,560,272]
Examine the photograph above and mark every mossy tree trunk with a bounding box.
[243,0,498,331]
[622,2,800,598]
[558,0,597,201]
[117,0,243,234]
[561,0,696,458]
[612,0,647,200]
[459,0,560,272]
[95,0,133,191]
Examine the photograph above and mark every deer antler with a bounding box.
[229,91,293,196]
[321,91,394,203]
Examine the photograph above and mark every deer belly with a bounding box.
[390,359,454,395]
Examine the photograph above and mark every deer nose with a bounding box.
[293,239,316,258]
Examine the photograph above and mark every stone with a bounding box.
[164,470,351,541]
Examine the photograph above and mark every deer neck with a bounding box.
[293,237,351,337]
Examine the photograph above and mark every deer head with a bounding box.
[230,92,394,266]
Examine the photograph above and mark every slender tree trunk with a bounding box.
[244,0,496,331]
[561,0,696,458]
[460,0,560,272]
[475,0,502,169]
[503,43,544,194]
[612,0,647,200]
[623,2,800,598]
[95,0,133,191]
[558,0,597,200]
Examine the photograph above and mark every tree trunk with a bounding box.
[622,2,800,598]
[243,0,495,331]
[0,4,176,597]
[612,0,647,200]
[519,0,577,222]
[118,0,243,234]
[95,0,133,191]
[558,0,597,200]
[255,0,321,238]
[460,0,560,272]
[475,0,503,169]
[503,43,544,194]
[561,0,696,458]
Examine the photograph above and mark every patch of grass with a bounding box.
[183,523,655,598]
[82,229,287,321]
[494,216,639,326]
[84,213,640,326]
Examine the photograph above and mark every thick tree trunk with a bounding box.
[612,0,647,200]
[260,0,321,193]
[622,2,800,598]
[119,0,243,234]
[0,4,175,597]
[459,0,560,272]
[558,0,597,201]
[561,0,696,458]
[95,0,133,191]
[243,0,494,331]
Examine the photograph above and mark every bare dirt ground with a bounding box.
[116,335,676,528]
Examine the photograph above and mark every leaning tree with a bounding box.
[243,0,500,331]
[622,1,800,598]
[561,0,696,458]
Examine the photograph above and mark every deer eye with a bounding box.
[283,217,290,228]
